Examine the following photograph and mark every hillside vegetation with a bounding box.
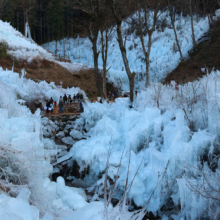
[165,18,220,84]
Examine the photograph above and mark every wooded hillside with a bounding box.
[0,0,219,45]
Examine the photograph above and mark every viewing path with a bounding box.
[43,97,123,117]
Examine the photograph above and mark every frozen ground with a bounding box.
[1,51,220,220]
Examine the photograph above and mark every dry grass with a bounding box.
[165,19,220,85]
[0,56,100,98]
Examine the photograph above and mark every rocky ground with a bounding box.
[41,114,87,180]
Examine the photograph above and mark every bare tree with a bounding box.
[19,0,36,35]
[201,0,218,27]
[167,0,183,60]
[137,0,165,87]
[67,0,106,97]
[100,25,114,99]
[107,0,136,104]
[180,0,197,47]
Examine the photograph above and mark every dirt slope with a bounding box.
[165,19,220,84]
[0,57,99,98]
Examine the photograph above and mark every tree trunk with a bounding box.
[189,0,197,47]
[101,30,109,99]
[168,3,183,59]
[55,40,57,55]
[137,2,148,87]
[116,21,135,103]
[40,16,42,44]
[146,32,152,87]
[107,1,135,104]
[129,74,135,105]
[138,0,160,88]
[24,12,26,35]
[103,62,107,99]
[17,11,19,31]
[202,0,206,18]
[47,24,50,42]
[91,37,102,97]
[63,38,65,59]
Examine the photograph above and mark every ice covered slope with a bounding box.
[0,20,54,62]
[57,70,220,219]
[0,68,96,220]
[0,20,86,72]
[43,10,220,88]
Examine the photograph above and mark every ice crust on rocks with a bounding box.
[70,129,83,140]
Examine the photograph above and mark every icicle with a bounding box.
[12,62,14,72]
[20,68,26,88]
[25,22,34,43]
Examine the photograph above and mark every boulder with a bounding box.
[56,131,65,138]
[61,137,75,145]
[70,130,83,140]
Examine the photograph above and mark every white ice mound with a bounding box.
[70,129,83,140]
[61,201,105,220]
[0,192,39,220]
[56,177,88,210]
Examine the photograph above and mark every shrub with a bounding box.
[0,41,9,59]
[0,144,28,194]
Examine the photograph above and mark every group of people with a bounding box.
[62,93,84,105]
[107,90,119,100]
[58,93,84,114]
[107,90,132,100]
[43,93,84,115]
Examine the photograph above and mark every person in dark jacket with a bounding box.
[59,101,63,114]
[80,101,84,113]
[68,95,71,105]
[113,90,117,99]
[49,97,54,104]
[63,94,67,104]
[46,100,51,113]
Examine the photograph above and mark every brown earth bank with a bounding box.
[0,57,107,98]
[165,18,220,84]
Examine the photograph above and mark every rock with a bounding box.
[65,124,74,130]
[64,129,69,135]
[70,129,83,140]
[56,131,65,138]
[49,120,59,131]
[61,137,75,145]
[41,117,49,126]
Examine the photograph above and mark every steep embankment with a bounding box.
[0,57,100,98]
[165,19,220,84]
[0,20,101,98]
